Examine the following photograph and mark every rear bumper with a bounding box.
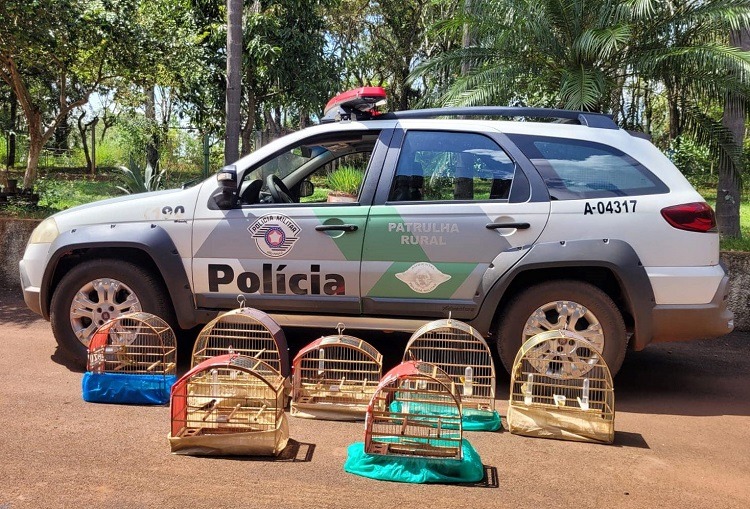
[649,272,734,346]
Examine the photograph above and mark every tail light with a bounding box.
[660,202,717,233]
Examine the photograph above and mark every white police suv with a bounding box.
[20,87,734,374]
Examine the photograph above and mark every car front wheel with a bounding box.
[50,259,173,368]
[495,280,627,377]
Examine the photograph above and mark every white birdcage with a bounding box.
[291,325,382,420]
[507,329,615,444]
[365,361,463,460]
[169,354,289,456]
[82,312,177,404]
[192,305,290,377]
[403,318,499,430]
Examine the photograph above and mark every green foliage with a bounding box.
[668,136,717,190]
[326,165,364,195]
[117,158,165,194]
[35,177,118,211]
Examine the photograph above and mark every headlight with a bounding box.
[28,217,60,244]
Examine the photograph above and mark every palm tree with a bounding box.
[413,0,750,237]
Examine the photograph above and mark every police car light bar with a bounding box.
[323,87,387,122]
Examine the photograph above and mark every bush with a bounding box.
[326,166,364,196]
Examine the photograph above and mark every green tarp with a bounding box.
[344,439,485,484]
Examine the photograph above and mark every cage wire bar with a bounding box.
[365,361,463,460]
[169,353,289,456]
[82,312,177,404]
[192,305,290,377]
[507,329,615,444]
[291,325,383,420]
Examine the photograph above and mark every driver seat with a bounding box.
[240,179,263,205]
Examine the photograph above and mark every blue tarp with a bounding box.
[344,439,485,484]
[82,372,175,405]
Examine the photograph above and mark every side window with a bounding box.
[508,134,669,199]
[388,131,517,202]
[239,132,379,205]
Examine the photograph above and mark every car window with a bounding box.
[388,131,517,202]
[239,132,379,205]
[508,134,669,199]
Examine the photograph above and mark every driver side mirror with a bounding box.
[214,165,239,209]
[299,180,314,198]
[217,165,238,190]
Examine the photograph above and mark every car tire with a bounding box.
[495,280,627,377]
[50,259,174,368]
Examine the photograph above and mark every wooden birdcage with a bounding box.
[82,312,177,404]
[365,361,463,460]
[507,329,615,444]
[192,306,290,377]
[291,325,382,420]
[404,318,496,414]
[169,353,289,456]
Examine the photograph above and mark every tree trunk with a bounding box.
[23,117,43,190]
[241,74,256,157]
[78,111,92,172]
[225,0,242,165]
[715,29,748,239]
[53,112,70,153]
[8,89,17,167]
[145,86,159,169]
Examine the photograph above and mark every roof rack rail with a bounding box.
[378,107,618,130]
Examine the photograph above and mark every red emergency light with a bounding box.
[323,86,387,122]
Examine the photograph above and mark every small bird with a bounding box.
[198,399,217,411]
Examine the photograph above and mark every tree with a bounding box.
[716,28,750,239]
[0,0,154,189]
[225,0,243,164]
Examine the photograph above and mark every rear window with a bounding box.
[508,135,668,200]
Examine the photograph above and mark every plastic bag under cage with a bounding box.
[82,312,177,405]
[506,329,615,444]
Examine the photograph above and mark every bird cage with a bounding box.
[291,325,382,420]
[192,305,290,377]
[507,329,615,444]
[365,361,463,459]
[82,312,177,405]
[403,318,500,431]
[169,353,289,456]
[344,360,485,484]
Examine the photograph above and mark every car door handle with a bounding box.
[315,224,359,232]
[486,222,531,230]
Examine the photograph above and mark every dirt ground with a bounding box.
[0,291,748,509]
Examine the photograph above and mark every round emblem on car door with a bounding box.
[396,262,452,294]
[248,213,301,258]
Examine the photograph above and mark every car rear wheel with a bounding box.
[50,259,173,368]
[495,280,627,377]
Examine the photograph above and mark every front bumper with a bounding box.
[650,272,734,344]
[19,258,44,318]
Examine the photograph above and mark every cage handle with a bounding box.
[236,294,247,309]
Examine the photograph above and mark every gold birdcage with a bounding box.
[404,318,496,413]
[507,329,615,444]
[169,354,289,456]
[365,361,463,460]
[83,312,177,404]
[192,305,290,377]
[291,324,382,420]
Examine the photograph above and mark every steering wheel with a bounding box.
[266,174,294,203]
